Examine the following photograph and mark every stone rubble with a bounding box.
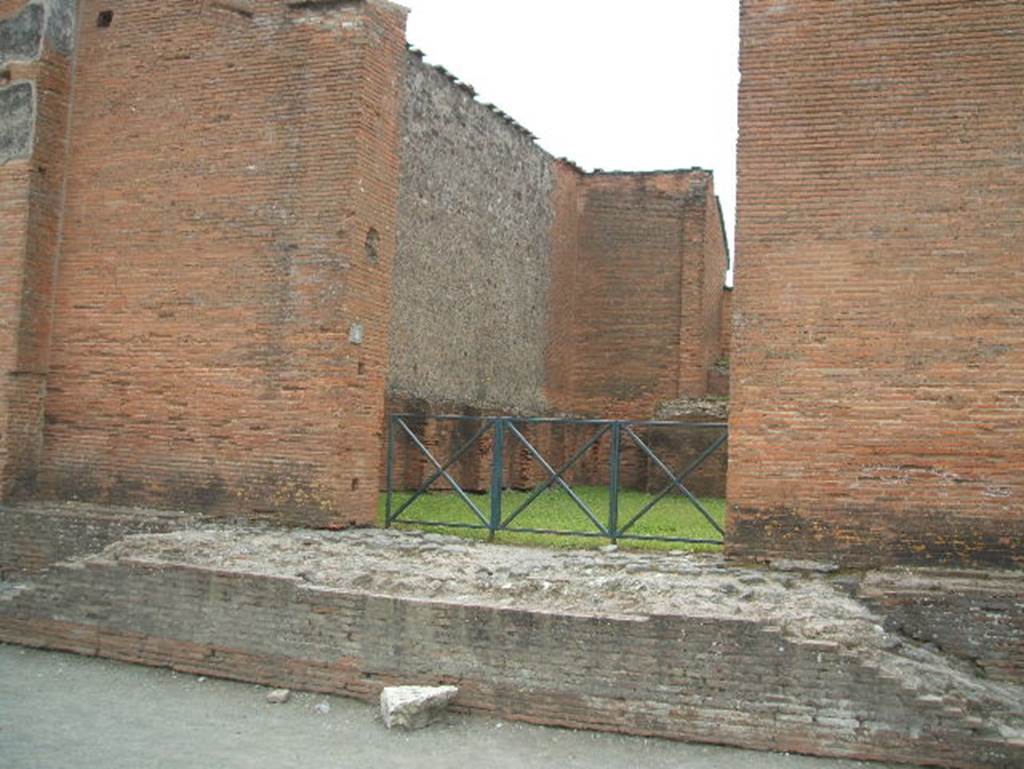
[265,688,291,704]
[100,526,868,628]
[380,685,459,731]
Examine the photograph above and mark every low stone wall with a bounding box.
[0,502,194,579]
[856,570,1024,685]
[1,516,1021,769]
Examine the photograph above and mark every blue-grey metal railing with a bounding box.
[385,414,727,545]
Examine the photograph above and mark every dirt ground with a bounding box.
[0,644,899,769]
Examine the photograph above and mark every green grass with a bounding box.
[378,486,725,552]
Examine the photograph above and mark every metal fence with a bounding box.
[384,414,728,546]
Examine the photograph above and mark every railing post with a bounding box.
[385,414,395,527]
[489,418,505,541]
[609,421,621,544]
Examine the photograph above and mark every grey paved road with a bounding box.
[0,644,899,769]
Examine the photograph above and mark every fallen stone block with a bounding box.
[266,688,291,704]
[380,685,458,730]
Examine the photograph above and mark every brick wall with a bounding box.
[676,174,718,399]
[389,56,730,420]
[569,172,694,416]
[548,171,730,417]
[856,570,1024,685]
[2,1,729,528]
[27,0,408,526]
[0,501,194,578]
[709,285,733,397]
[697,193,728,387]
[719,287,733,359]
[2,536,1020,768]
[729,0,1024,568]
[0,0,75,500]
[0,153,33,499]
[543,161,582,409]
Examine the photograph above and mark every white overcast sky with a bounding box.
[401,1,741,281]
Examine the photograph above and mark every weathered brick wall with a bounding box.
[568,172,688,415]
[543,161,582,411]
[568,171,725,416]
[2,537,1020,768]
[855,570,1024,685]
[719,287,733,359]
[729,0,1024,568]
[28,0,408,526]
[0,0,75,499]
[708,286,732,397]
[390,51,555,414]
[678,174,727,399]
[697,193,728,386]
[0,501,194,578]
[0,153,33,499]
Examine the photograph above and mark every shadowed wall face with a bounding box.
[729,0,1024,568]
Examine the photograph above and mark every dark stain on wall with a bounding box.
[0,3,44,64]
[728,504,1024,571]
[44,0,76,55]
[0,82,35,162]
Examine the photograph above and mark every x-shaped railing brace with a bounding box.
[619,426,728,537]
[388,417,492,526]
[501,422,610,535]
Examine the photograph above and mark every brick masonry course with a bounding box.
[0,501,196,579]
[16,0,408,526]
[729,0,1024,568]
[1,514,1021,769]
[563,171,728,416]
